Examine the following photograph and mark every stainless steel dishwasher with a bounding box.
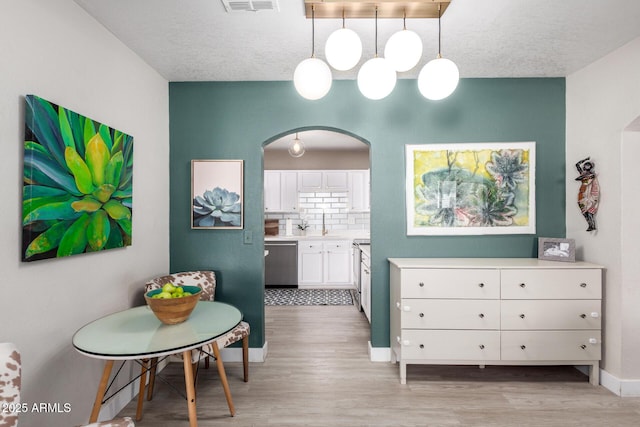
[264,241,298,287]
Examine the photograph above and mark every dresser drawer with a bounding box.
[501,269,601,299]
[400,299,500,330]
[401,269,500,299]
[401,330,500,360]
[501,331,601,361]
[501,300,601,330]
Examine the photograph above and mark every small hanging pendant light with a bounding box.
[357,7,397,100]
[288,133,306,158]
[293,4,332,100]
[325,10,362,71]
[418,2,459,100]
[384,11,423,73]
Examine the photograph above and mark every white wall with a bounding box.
[567,36,640,392]
[0,0,169,425]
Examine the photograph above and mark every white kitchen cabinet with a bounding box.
[348,170,370,211]
[360,247,371,322]
[299,240,352,287]
[264,170,298,212]
[298,171,348,192]
[298,241,323,284]
[389,258,603,385]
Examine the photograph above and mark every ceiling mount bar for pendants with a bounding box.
[304,1,451,19]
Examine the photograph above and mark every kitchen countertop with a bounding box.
[265,231,370,242]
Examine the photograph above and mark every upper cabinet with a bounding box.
[348,170,370,212]
[265,170,369,213]
[264,170,298,212]
[298,171,348,192]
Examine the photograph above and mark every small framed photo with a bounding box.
[191,159,244,229]
[538,237,575,262]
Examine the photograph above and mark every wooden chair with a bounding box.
[0,342,135,427]
[141,271,250,417]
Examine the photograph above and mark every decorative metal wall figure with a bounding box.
[575,157,600,231]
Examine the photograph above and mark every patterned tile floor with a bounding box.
[264,288,353,306]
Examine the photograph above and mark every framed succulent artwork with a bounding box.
[405,142,536,235]
[191,160,244,229]
[22,95,133,262]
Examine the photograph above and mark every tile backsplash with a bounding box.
[264,191,370,235]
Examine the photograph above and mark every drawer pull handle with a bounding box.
[520,283,526,288]
[479,344,485,350]
[403,340,411,346]
[580,314,587,319]
[419,313,424,318]
[581,345,587,350]
[589,338,598,344]
[591,312,600,318]
[403,306,411,312]
[419,344,425,349]
[519,314,526,319]
[520,345,526,350]
[419,282,425,287]
[580,283,587,288]
[478,283,485,288]
[479,313,485,318]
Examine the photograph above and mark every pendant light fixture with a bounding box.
[294,4,332,100]
[384,11,423,73]
[325,10,362,71]
[288,133,306,158]
[357,7,397,100]
[418,2,459,100]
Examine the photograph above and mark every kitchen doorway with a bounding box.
[262,128,371,327]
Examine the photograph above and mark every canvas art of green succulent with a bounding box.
[22,95,133,261]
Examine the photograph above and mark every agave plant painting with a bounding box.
[405,142,535,235]
[191,160,243,229]
[22,95,133,261]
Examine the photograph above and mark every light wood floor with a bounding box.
[117,304,640,426]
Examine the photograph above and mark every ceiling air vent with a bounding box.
[221,0,279,12]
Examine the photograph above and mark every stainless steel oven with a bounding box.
[352,239,370,311]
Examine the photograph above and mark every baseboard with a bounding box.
[599,368,640,396]
[220,342,268,362]
[368,343,391,362]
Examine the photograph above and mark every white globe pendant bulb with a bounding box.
[384,29,423,72]
[357,57,397,100]
[293,57,332,100]
[417,56,459,100]
[325,28,362,71]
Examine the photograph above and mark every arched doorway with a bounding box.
[261,127,372,355]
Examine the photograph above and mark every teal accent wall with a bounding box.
[169,78,566,348]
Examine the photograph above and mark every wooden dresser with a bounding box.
[389,258,603,385]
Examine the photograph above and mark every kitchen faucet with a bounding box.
[322,211,328,236]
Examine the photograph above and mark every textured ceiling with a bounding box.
[75,0,640,82]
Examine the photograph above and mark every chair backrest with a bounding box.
[0,342,21,427]
[144,271,216,301]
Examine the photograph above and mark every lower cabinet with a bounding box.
[360,249,371,322]
[389,258,603,385]
[299,240,352,287]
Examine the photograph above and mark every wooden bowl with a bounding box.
[144,285,202,325]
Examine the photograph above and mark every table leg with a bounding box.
[183,350,198,427]
[211,341,235,417]
[89,359,114,423]
[136,359,149,421]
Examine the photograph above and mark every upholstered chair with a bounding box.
[142,271,250,416]
[0,342,135,427]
